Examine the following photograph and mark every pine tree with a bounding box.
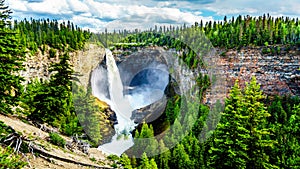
[267,98,288,167]
[149,158,158,169]
[138,152,150,169]
[157,140,170,169]
[208,80,250,168]
[27,51,78,135]
[181,134,203,168]
[133,123,159,157]
[73,86,102,145]
[285,104,300,168]
[171,143,191,169]
[120,154,132,169]
[0,0,24,114]
[243,77,275,168]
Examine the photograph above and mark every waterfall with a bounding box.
[104,49,136,134]
[92,49,136,156]
[91,48,169,156]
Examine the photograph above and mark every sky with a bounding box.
[6,0,300,33]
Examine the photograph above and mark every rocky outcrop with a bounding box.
[216,47,300,97]
[131,96,167,124]
[72,44,105,89]
[20,44,105,89]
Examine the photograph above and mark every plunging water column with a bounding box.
[91,49,136,156]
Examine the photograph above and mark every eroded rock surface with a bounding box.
[216,47,300,97]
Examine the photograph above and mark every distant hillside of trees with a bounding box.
[93,14,300,49]
[13,18,91,54]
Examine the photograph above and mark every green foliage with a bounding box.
[0,0,25,114]
[97,14,300,71]
[133,123,159,157]
[285,105,300,168]
[208,77,278,168]
[165,95,180,124]
[25,52,83,136]
[171,143,192,169]
[107,154,120,161]
[120,154,132,169]
[120,31,210,69]
[157,140,170,169]
[0,120,14,141]
[1,3,300,167]
[243,77,275,168]
[49,132,66,147]
[267,97,300,168]
[127,77,298,169]
[0,119,27,168]
[138,153,158,169]
[208,81,250,168]
[0,146,27,169]
[49,48,57,58]
[13,18,91,52]
[73,85,103,145]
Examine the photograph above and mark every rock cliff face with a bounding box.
[216,47,300,97]
[20,44,105,88]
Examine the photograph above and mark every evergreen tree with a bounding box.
[73,85,103,145]
[149,158,158,169]
[243,77,275,168]
[27,51,79,136]
[285,104,300,168]
[171,143,191,169]
[120,154,132,169]
[133,123,159,157]
[208,81,250,168]
[209,78,276,168]
[0,0,24,114]
[157,140,170,169]
[138,152,150,169]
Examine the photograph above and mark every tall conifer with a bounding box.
[0,0,24,114]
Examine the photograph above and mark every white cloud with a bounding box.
[67,0,89,13]
[5,0,300,32]
[27,0,69,15]
[7,0,28,12]
[69,15,107,32]
[101,5,213,31]
[205,0,300,16]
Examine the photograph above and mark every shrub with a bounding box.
[0,121,15,141]
[49,132,66,147]
[49,48,57,58]
[0,146,27,169]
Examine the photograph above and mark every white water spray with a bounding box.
[92,49,136,156]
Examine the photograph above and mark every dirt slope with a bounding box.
[0,114,112,169]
